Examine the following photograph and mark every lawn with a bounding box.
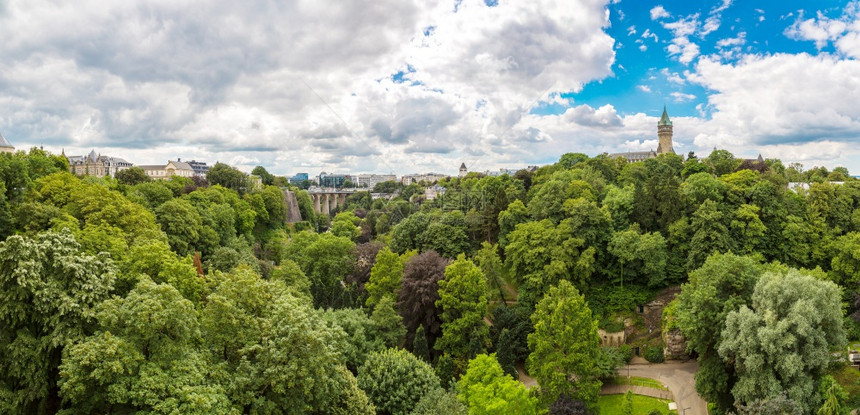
[609,376,669,391]
[831,364,860,409]
[597,394,678,414]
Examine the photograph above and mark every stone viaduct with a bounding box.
[308,188,357,215]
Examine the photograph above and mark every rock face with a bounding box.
[663,328,689,360]
[283,190,303,223]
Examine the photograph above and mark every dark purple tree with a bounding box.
[397,250,449,356]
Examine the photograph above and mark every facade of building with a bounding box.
[319,172,350,188]
[139,160,195,180]
[355,174,397,189]
[289,172,309,186]
[0,131,14,154]
[401,172,449,185]
[609,106,675,163]
[424,185,447,201]
[186,160,210,177]
[67,150,133,177]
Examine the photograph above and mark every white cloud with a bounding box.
[637,85,652,93]
[627,25,637,36]
[711,0,733,15]
[650,6,670,20]
[670,92,696,102]
[0,0,617,175]
[716,32,747,47]
[785,3,860,56]
[639,44,648,51]
[641,28,659,42]
[660,68,685,84]
[685,53,860,167]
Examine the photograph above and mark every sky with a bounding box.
[1,0,859,176]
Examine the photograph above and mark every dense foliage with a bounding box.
[0,148,857,414]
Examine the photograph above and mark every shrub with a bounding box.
[644,345,664,363]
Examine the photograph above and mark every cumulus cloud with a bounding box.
[686,53,860,166]
[785,2,860,59]
[670,92,696,102]
[0,0,617,174]
[650,6,670,20]
[637,85,652,92]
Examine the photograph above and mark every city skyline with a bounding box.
[0,0,858,175]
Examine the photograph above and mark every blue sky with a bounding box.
[0,0,858,175]
[558,0,848,120]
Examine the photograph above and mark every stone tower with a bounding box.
[657,105,674,155]
[459,162,467,178]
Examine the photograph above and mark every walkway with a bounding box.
[618,360,708,415]
[518,359,708,415]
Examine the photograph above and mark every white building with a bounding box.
[401,172,449,185]
[355,173,397,189]
[139,160,195,180]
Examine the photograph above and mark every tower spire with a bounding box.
[657,105,674,154]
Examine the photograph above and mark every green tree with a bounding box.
[357,348,441,415]
[718,270,846,413]
[435,255,490,366]
[366,247,411,308]
[115,166,151,185]
[331,211,362,241]
[285,231,356,308]
[323,308,386,372]
[504,219,595,305]
[155,198,203,256]
[59,277,231,414]
[686,199,730,271]
[200,267,365,413]
[371,296,407,348]
[603,184,635,231]
[498,199,529,250]
[206,162,250,194]
[829,232,860,286]
[0,231,117,414]
[251,165,274,186]
[527,280,601,407]
[127,181,174,210]
[706,149,741,176]
[410,387,467,415]
[474,242,508,303]
[675,253,763,413]
[457,354,539,415]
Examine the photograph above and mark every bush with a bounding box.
[644,345,664,363]
[588,284,652,319]
[599,316,625,332]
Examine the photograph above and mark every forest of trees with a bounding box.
[0,148,858,414]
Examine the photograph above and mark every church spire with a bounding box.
[659,105,672,126]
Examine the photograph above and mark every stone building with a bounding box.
[67,150,133,177]
[139,160,195,180]
[0,131,14,154]
[609,106,675,163]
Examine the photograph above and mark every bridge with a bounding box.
[307,187,358,214]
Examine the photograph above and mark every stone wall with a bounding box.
[662,328,689,360]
